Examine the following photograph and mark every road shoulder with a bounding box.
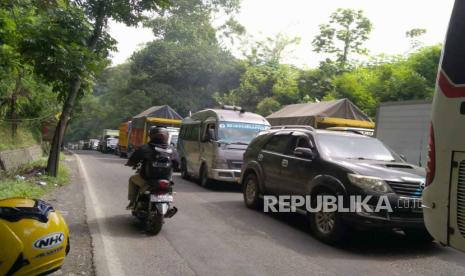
[44,154,94,275]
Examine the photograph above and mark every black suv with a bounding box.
[241,126,429,244]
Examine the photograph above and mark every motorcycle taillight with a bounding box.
[158,179,170,190]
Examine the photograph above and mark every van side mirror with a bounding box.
[208,129,216,141]
[202,129,215,143]
[294,147,316,160]
[399,154,407,162]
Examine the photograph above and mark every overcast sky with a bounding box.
[108,0,455,68]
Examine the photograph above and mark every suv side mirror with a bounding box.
[294,147,316,160]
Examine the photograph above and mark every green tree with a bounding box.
[327,45,441,117]
[405,44,441,87]
[406,28,427,50]
[67,0,244,142]
[312,8,372,69]
[36,0,171,176]
[0,2,61,139]
[330,68,377,116]
[126,0,243,115]
[256,97,281,116]
[218,63,300,112]
[298,64,336,102]
[243,33,301,66]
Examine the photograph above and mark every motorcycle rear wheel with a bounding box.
[146,212,163,235]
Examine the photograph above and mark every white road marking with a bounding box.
[75,154,125,276]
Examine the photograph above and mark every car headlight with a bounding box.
[213,159,229,169]
[347,174,393,193]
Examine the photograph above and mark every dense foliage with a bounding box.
[0,3,442,145]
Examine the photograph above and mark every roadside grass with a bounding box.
[0,155,70,200]
[0,123,42,151]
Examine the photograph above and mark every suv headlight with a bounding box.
[347,174,393,193]
[213,159,229,169]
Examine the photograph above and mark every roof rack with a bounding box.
[222,105,246,113]
[269,125,315,131]
[326,129,371,136]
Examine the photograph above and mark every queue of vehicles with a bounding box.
[66,0,464,250]
[71,129,120,153]
[70,95,459,248]
[174,103,439,245]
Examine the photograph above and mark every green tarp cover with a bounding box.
[266,98,371,126]
[132,105,183,128]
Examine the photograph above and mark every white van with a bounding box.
[423,0,465,252]
[177,106,270,187]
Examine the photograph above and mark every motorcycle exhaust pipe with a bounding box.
[164,206,178,218]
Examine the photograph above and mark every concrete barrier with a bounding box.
[0,145,43,171]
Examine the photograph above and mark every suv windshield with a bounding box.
[317,133,397,161]
[218,121,269,144]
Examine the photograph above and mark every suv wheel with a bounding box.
[243,173,261,209]
[308,191,348,244]
[180,159,190,180]
[199,165,211,188]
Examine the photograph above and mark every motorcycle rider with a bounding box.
[126,126,172,209]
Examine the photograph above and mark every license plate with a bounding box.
[150,194,173,202]
[152,162,169,167]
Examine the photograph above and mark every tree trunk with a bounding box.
[46,0,106,176]
[341,25,351,69]
[46,77,82,176]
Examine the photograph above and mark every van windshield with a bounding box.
[170,134,178,145]
[218,121,269,144]
[317,133,397,162]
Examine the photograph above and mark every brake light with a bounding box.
[158,179,170,189]
[426,123,435,186]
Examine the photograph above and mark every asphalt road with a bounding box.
[75,150,465,276]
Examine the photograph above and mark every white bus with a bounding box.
[423,0,465,252]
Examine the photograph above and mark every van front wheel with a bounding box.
[181,159,190,180]
[200,165,211,188]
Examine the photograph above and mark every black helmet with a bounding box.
[149,126,169,144]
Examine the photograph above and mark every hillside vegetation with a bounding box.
[65,3,441,142]
[0,123,41,151]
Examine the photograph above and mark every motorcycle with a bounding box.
[130,165,178,235]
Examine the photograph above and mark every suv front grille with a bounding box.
[386,181,423,198]
[457,161,465,237]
